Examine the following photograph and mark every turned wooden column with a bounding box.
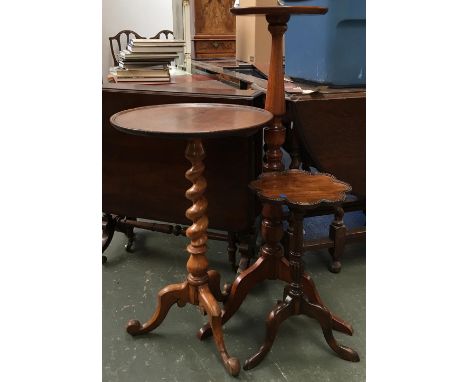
[263,14,289,172]
[260,202,285,262]
[231,5,327,171]
[286,210,304,300]
[185,139,210,286]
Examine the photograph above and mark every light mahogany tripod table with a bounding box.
[198,4,343,347]
[110,103,273,376]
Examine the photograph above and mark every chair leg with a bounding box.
[102,213,116,263]
[124,217,136,252]
[328,207,346,273]
[227,232,238,271]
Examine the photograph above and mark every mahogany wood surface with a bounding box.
[249,170,351,208]
[110,103,272,138]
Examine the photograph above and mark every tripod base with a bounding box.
[127,270,239,377]
[244,288,359,370]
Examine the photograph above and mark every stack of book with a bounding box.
[109,67,171,83]
[118,39,185,69]
[110,38,185,83]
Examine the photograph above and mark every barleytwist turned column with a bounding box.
[126,138,240,376]
[184,139,240,376]
[185,139,209,286]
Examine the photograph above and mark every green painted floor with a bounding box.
[103,229,365,382]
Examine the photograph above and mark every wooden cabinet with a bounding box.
[192,0,236,59]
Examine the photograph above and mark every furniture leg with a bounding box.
[102,213,116,264]
[127,281,189,335]
[301,298,359,362]
[301,274,353,336]
[236,227,258,273]
[288,210,355,356]
[198,202,283,340]
[236,241,251,273]
[198,284,240,376]
[243,299,294,370]
[328,206,346,273]
[276,225,354,336]
[124,216,136,252]
[198,252,275,340]
[227,232,238,271]
[207,269,229,303]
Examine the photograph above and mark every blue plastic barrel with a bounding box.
[283,0,366,87]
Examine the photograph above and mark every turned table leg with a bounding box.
[126,139,240,376]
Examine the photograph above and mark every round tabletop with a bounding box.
[110,103,274,139]
[230,6,328,16]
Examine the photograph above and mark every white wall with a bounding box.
[102,0,174,82]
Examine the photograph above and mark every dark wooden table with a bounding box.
[110,103,273,376]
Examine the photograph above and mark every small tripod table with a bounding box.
[245,170,360,369]
[110,103,273,376]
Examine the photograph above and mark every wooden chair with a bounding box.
[108,29,144,66]
[109,29,175,66]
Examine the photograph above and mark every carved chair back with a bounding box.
[109,29,144,66]
[151,29,174,39]
[109,29,175,66]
